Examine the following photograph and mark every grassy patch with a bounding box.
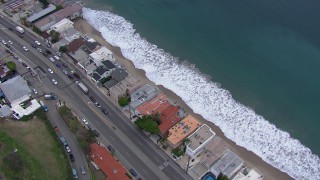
[0,117,72,180]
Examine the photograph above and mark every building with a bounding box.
[89,47,114,66]
[60,27,81,43]
[0,76,40,118]
[186,124,215,158]
[158,105,183,138]
[90,143,129,180]
[103,68,128,89]
[135,93,170,116]
[35,3,83,31]
[68,37,86,54]
[4,0,26,13]
[129,84,159,111]
[91,60,116,84]
[82,37,101,53]
[232,167,264,180]
[166,115,201,149]
[200,136,229,168]
[50,18,74,33]
[109,74,143,102]
[26,5,56,25]
[210,149,244,178]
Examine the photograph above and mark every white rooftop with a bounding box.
[0,76,31,104]
[89,47,113,61]
[187,124,215,151]
[11,99,41,119]
[232,168,264,180]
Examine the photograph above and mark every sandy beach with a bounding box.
[74,18,293,180]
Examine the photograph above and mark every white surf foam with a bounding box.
[83,8,320,179]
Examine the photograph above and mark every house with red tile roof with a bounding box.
[90,143,129,180]
[158,105,182,138]
[135,93,170,116]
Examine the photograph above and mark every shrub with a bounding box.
[118,96,129,107]
[6,61,16,71]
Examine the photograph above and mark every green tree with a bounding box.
[6,61,16,71]
[118,96,129,107]
[56,4,63,10]
[32,26,42,34]
[39,0,49,8]
[134,115,160,134]
[49,30,60,43]
[217,173,229,180]
[59,46,68,53]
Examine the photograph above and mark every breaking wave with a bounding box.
[83,7,320,179]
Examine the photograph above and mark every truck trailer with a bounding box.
[15,26,24,34]
[75,81,88,94]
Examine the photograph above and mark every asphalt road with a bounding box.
[0,15,192,180]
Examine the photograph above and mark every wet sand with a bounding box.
[74,18,293,180]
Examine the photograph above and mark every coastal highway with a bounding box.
[0,16,192,180]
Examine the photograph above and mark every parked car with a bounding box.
[2,40,6,45]
[80,166,86,175]
[37,48,42,53]
[31,43,36,48]
[67,74,74,79]
[51,79,57,85]
[53,55,59,60]
[82,118,89,125]
[22,62,28,67]
[34,40,41,45]
[49,57,55,62]
[69,154,75,162]
[65,146,72,153]
[33,88,38,94]
[89,96,97,103]
[46,49,52,54]
[22,46,28,51]
[42,51,48,56]
[129,169,138,177]
[72,168,78,179]
[62,70,68,75]
[48,68,53,74]
[55,63,61,68]
[56,52,62,56]
[91,129,100,137]
[107,145,113,152]
[101,108,108,115]
[62,62,68,68]
[8,27,13,31]
[7,40,12,44]
[18,34,23,38]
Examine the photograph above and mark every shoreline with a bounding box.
[74,18,293,180]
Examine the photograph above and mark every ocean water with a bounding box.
[82,0,320,179]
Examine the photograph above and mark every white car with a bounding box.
[62,70,68,75]
[54,55,59,60]
[35,40,41,46]
[2,40,6,45]
[48,68,53,74]
[82,118,89,125]
[33,88,38,94]
[51,79,57,85]
[8,40,12,44]
[49,57,55,62]
[65,146,71,153]
[37,48,42,53]
[18,59,23,63]
[22,46,28,51]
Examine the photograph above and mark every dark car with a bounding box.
[62,62,68,68]
[101,108,108,115]
[5,49,11,53]
[91,129,100,137]
[69,154,75,162]
[46,49,52,54]
[129,169,137,177]
[18,34,23,38]
[22,62,28,67]
[42,51,48,56]
[89,96,96,103]
[31,43,36,48]
[67,74,74,79]
[107,145,114,152]
[8,27,13,31]
[56,63,61,68]
[73,73,80,79]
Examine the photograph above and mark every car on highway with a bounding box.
[69,154,75,162]
[82,118,89,125]
[54,55,59,60]
[49,57,55,62]
[62,70,68,75]
[101,108,108,115]
[80,166,86,175]
[34,40,41,46]
[65,146,72,153]
[37,48,42,53]
[7,40,12,44]
[33,88,38,94]
[22,46,28,51]
[51,79,57,85]
[48,68,53,74]
[129,169,138,177]
[2,40,6,45]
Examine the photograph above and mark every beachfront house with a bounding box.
[50,18,74,33]
[129,84,159,113]
[210,149,244,179]
[103,68,128,89]
[91,60,116,84]
[166,115,201,149]
[232,167,264,180]
[158,105,184,138]
[186,124,215,159]
[89,47,114,67]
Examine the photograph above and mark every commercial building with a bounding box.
[186,124,215,158]
[210,149,244,178]
[26,5,56,24]
[90,143,129,180]
[166,115,201,149]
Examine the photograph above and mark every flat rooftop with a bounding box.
[210,149,244,178]
[201,136,229,167]
[187,124,215,151]
[167,115,201,146]
[136,93,170,115]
